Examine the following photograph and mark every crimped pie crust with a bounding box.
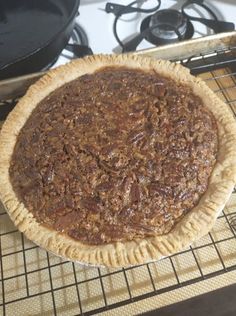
[0,54,236,267]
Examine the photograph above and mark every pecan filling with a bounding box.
[9,67,218,245]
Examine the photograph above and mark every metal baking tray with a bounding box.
[0,31,235,101]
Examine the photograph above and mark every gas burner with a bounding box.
[71,23,89,47]
[46,23,92,70]
[140,9,194,45]
[106,0,235,53]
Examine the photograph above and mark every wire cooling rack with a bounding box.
[1,45,236,316]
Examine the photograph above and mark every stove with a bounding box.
[51,0,235,70]
[0,0,235,75]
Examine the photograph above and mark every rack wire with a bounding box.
[0,45,236,316]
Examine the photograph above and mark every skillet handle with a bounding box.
[66,44,93,58]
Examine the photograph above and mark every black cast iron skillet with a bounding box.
[0,0,88,80]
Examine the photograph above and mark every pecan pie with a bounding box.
[0,55,236,267]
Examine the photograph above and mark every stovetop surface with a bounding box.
[52,0,235,68]
[78,0,235,53]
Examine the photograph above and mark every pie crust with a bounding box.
[0,54,236,267]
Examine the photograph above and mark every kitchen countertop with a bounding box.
[140,283,236,316]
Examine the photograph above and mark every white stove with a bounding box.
[53,0,236,68]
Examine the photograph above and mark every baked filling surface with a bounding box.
[9,67,218,245]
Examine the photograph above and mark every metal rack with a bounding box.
[1,37,236,316]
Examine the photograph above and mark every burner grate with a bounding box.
[108,0,235,52]
[1,45,236,315]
